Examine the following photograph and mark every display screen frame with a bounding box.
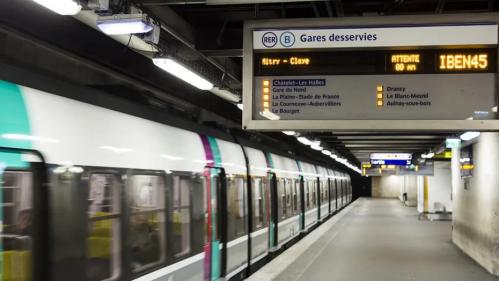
[242,16,499,131]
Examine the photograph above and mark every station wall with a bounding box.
[452,132,499,276]
[416,162,452,213]
[372,175,417,200]
[372,175,401,198]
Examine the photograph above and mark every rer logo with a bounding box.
[262,32,278,48]
[280,32,295,47]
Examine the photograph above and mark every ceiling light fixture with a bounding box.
[321,150,332,156]
[282,131,296,136]
[153,58,214,90]
[297,136,312,146]
[31,0,82,15]
[97,14,154,35]
[460,131,481,141]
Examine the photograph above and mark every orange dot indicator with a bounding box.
[263,80,270,87]
[377,93,383,99]
[263,101,269,108]
[377,100,384,107]
[263,95,269,101]
[263,87,270,94]
[376,85,383,92]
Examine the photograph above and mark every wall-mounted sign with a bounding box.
[243,16,499,131]
[370,159,412,166]
[370,153,412,160]
[460,145,474,179]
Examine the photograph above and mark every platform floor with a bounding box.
[248,198,499,281]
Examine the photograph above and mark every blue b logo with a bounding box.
[280,32,295,47]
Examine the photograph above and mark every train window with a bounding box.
[293,180,299,214]
[311,181,317,207]
[323,182,328,203]
[1,171,33,281]
[277,178,286,220]
[87,173,121,281]
[171,175,192,258]
[128,174,166,273]
[305,183,310,209]
[285,179,292,214]
[252,177,265,230]
[227,176,247,240]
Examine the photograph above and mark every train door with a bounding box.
[316,178,321,220]
[204,167,226,281]
[268,172,278,251]
[314,177,322,221]
[298,176,305,231]
[328,178,332,215]
[0,147,48,281]
[334,179,339,211]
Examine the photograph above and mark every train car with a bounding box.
[316,166,329,222]
[300,161,319,232]
[244,146,270,270]
[0,79,355,281]
[266,153,301,251]
[327,168,338,214]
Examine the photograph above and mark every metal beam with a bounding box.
[201,49,243,57]
[207,0,331,4]
[333,0,344,17]
[324,1,334,17]
[435,0,446,13]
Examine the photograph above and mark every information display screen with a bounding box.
[254,48,497,76]
[244,22,499,130]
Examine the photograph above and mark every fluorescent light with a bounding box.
[31,0,81,15]
[237,103,244,110]
[97,14,154,35]
[259,111,280,120]
[330,154,338,159]
[421,152,434,159]
[210,87,240,103]
[492,106,498,113]
[153,58,214,90]
[160,154,184,161]
[297,137,312,146]
[2,134,59,143]
[321,150,332,156]
[460,131,481,141]
[100,146,132,153]
[282,131,296,136]
[68,166,84,173]
[310,144,322,151]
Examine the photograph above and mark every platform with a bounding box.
[248,198,499,281]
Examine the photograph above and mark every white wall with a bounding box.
[452,133,499,275]
[372,176,403,198]
[399,175,417,203]
[416,161,452,213]
[372,175,417,200]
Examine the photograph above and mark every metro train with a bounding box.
[0,79,352,281]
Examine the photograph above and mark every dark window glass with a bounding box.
[1,171,33,280]
[87,173,121,281]
[128,174,166,273]
[227,176,247,240]
[252,177,266,230]
[171,175,192,258]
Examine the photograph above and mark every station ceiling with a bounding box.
[2,0,490,166]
